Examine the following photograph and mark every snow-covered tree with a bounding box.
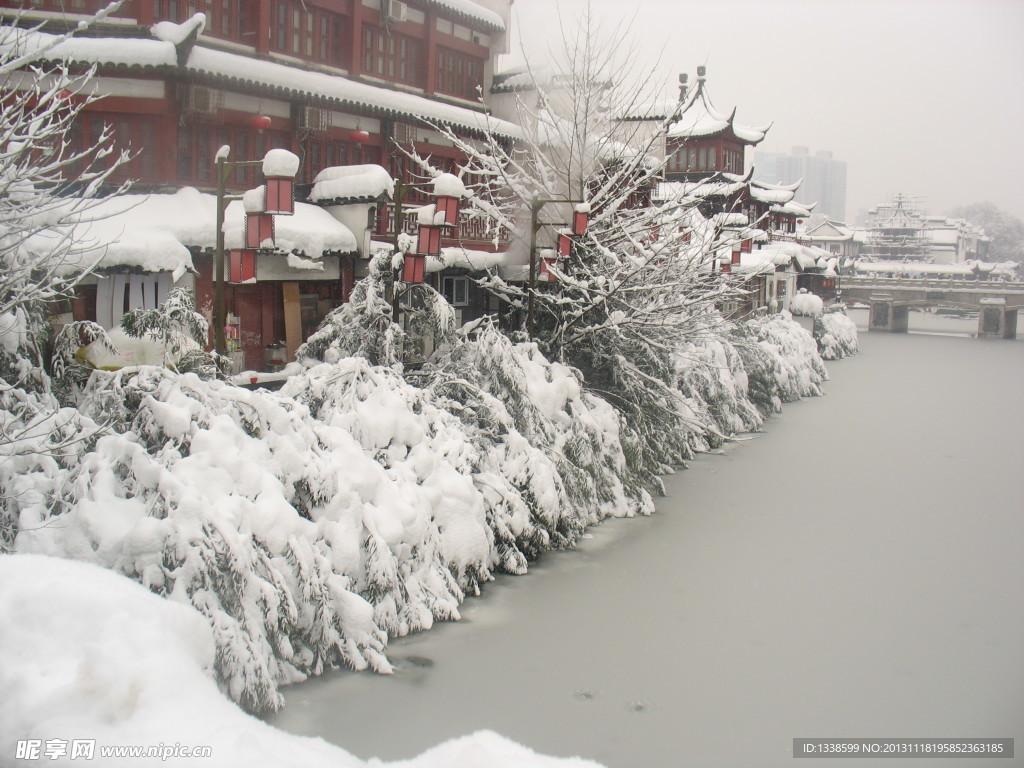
[0,5,130,550]
[404,7,744,489]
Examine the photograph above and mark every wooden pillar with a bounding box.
[282,281,302,361]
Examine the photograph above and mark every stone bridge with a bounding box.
[840,277,1024,338]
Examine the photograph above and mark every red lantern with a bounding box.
[649,225,661,243]
[264,177,294,215]
[417,225,442,257]
[245,212,275,249]
[435,195,459,227]
[572,209,589,236]
[349,129,370,143]
[721,263,732,274]
[741,239,752,253]
[558,232,572,258]
[229,249,256,282]
[539,255,557,282]
[251,114,272,131]
[402,253,426,283]
[731,249,741,265]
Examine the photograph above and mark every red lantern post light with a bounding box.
[245,212,275,249]
[557,231,572,258]
[572,204,590,236]
[435,195,459,227]
[229,249,256,282]
[417,225,442,257]
[403,253,426,283]
[538,249,557,282]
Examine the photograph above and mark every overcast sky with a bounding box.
[500,0,1024,224]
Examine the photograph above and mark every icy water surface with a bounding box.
[268,316,1024,768]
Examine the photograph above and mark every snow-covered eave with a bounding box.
[185,46,522,139]
[422,0,506,33]
[667,79,769,144]
[3,26,521,139]
[771,201,816,218]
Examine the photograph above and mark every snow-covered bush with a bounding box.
[673,334,765,452]
[743,312,827,403]
[18,367,393,711]
[814,305,860,360]
[789,289,825,317]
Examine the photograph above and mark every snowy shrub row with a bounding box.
[5,283,831,716]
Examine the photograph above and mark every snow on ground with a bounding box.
[0,554,604,768]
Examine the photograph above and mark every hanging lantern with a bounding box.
[349,129,370,143]
[538,249,557,282]
[402,253,426,283]
[572,207,590,236]
[649,225,661,243]
[435,195,459,227]
[557,232,572,258]
[731,249,741,266]
[721,263,732,274]
[741,239,752,253]
[229,249,256,282]
[245,212,275,249]
[251,114,272,131]
[264,177,294,215]
[417,225,442,257]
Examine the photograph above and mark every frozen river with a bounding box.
[268,311,1024,767]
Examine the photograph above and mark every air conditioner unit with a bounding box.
[300,106,329,134]
[179,85,221,115]
[385,0,407,23]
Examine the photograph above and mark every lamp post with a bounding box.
[212,146,298,356]
[525,198,590,336]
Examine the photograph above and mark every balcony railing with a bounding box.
[376,204,510,247]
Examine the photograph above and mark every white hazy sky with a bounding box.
[499,0,1024,224]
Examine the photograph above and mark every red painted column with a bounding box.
[256,0,271,54]
[350,0,364,75]
[424,8,437,95]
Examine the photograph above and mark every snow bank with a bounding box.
[0,554,604,768]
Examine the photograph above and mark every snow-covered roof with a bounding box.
[752,241,833,271]
[29,188,357,277]
[805,220,853,241]
[1,24,521,138]
[425,0,506,32]
[771,201,815,218]
[746,178,801,205]
[666,72,770,144]
[309,164,394,204]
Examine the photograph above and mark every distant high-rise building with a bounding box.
[753,146,847,222]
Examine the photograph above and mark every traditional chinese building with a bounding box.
[1,0,515,369]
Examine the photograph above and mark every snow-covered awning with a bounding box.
[29,188,357,278]
[309,164,394,204]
